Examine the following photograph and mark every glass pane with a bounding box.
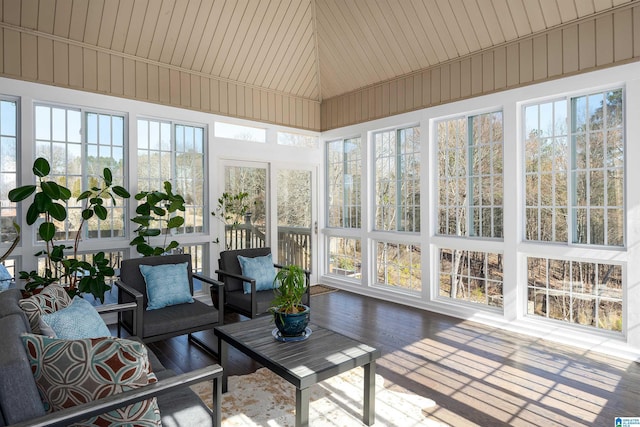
[223,165,267,250]
[215,122,266,142]
[277,169,312,270]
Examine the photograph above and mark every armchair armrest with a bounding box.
[10,364,224,427]
[113,280,144,338]
[193,273,225,324]
[215,268,260,316]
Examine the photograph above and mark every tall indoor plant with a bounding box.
[8,157,130,301]
[130,181,185,256]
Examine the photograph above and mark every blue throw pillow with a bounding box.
[40,296,111,339]
[237,254,277,294]
[139,262,194,310]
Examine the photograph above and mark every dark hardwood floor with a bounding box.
[144,290,640,426]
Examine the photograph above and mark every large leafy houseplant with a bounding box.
[8,157,130,301]
[130,181,186,257]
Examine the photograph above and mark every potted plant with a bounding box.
[7,157,130,302]
[270,264,310,338]
[130,181,185,256]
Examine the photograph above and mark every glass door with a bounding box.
[222,164,268,250]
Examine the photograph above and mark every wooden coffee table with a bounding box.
[214,316,380,427]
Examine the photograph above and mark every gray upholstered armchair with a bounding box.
[115,254,223,355]
[215,247,310,319]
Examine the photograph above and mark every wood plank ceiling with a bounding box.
[1,0,636,102]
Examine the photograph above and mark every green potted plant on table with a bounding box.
[8,157,130,302]
[270,264,310,339]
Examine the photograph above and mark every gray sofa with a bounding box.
[0,288,222,427]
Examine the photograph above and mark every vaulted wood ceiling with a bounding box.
[2,0,635,102]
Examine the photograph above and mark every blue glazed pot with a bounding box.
[273,304,310,337]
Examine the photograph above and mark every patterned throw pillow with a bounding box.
[19,284,72,334]
[139,262,194,310]
[237,254,277,294]
[40,296,111,339]
[21,334,161,426]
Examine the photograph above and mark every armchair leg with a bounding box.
[188,333,219,358]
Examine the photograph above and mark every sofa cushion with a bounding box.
[238,253,277,294]
[0,315,47,425]
[139,262,194,310]
[19,284,72,334]
[40,296,111,339]
[21,334,161,426]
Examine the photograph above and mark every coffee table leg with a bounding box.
[363,362,376,425]
[295,387,310,427]
[219,338,228,393]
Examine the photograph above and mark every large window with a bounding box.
[327,237,361,278]
[0,98,18,245]
[376,241,421,292]
[374,126,420,232]
[527,257,622,332]
[437,112,503,238]
[35,105,126,240]
[439,248,503,308]
[571,90,624,246]
[524,89,624,246]
[524,99,568,242]
[137,118,205,234]
[326,137,361,228]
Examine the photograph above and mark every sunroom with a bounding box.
[1,0,640,362]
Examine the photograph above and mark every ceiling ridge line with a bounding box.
[0,21,321,106]
[311,0,322,102]
[321,0,640,102]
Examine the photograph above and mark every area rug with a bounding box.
[310,284,339,296]
[191,367,446,426]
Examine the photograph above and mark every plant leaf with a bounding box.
[167,216,184,228]
[8,185,36,202]
[81,209,94,220]
[112,186,130,198]
[58,186,71,200]
[103,168,113,186]
[33,158,50,177]
[41,181,61,199]
[26,204,40,225]
[94,205,108,220]
[48,203,67,221]
[38,222,56,241]
[141,228,161,237]
[77,190,92,201]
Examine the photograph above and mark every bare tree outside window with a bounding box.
[439,248,503,308]
[437,112,503,238]
[327,138,361,228]
[223,166,267,250]
[374,126,421,232]
[526,256,622,332]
